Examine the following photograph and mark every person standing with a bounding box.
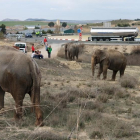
[31,44,35,53]
[47,45,52,58]
[44,37,47,45]
[45,42,48,51]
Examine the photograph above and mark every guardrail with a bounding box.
[81,41,140,45]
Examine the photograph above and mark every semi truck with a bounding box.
[88,27,139,41]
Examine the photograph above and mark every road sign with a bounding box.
[77,29,81,33]
[79,33,82,40]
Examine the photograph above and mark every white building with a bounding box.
[56,20,60,26]
[103,22,111,27]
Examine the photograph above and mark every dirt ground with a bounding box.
[1,40,140,140]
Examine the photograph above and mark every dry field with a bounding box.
[1,40,140,140]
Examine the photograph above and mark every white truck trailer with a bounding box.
[88,27,139,41]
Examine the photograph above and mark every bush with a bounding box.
[131,46,140,55]
[29,130,67,140]
[57,46,65,58]
[0,32,5,39]
[90,129,103,139]
[120,75,138,88]
[47,29,54,34]
[126,54,140,66]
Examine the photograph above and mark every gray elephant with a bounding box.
[0,46,43,126]
[65,42,79,60]
[91,49,127,81]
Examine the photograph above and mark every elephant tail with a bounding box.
[30,59,41,111]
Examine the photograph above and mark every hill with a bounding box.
[2,18,21,21]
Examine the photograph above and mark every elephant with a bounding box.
[91,49,127,81]
[65,42,79,61]
[0,46,43,126]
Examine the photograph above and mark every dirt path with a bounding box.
[28,43,62,58]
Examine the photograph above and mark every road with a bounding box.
[7,36,140,58]
[7,36,72,58]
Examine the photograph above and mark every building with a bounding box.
[24,25,41,29]
[103,22,111,27]
[63,29,74,34]
[56,20,60,26]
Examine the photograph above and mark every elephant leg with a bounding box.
[13,92,25,120]
[0,87,5,110]
[65,50,67,59]
[103,65,108,80]
[112,70,118,81]
[29,92,43,126]
[120,65,126,77]
[68,52,71,60]
[97,64,103,79]
[120,69,125,77]
[76,54,78,60]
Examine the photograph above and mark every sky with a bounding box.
[0,0,140,21]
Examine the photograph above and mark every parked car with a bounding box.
[25,33,33,38]
[14,42,27,53]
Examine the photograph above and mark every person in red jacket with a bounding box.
[44,37,47,45]
[32,44,35,53]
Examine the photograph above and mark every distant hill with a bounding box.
[2,18,21,21]
[25,18,110,24]
[1,18,110,24]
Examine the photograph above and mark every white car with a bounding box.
[14,42,27,53]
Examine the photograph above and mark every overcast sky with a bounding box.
[0,0,139,21]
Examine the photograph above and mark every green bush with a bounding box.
[0,32,5,39]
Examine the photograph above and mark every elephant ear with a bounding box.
[95,50,106,62]
[100,50,107,61]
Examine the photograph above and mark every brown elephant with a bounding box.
[0,46,43,126]
[91,49,127,81]
[65,42,79,61]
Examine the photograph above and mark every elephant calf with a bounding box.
[91,49,127,81]
[0,46,43,126]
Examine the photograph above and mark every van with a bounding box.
[14,42,27,53]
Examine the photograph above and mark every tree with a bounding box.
[48,22,54,27]
[0,24,6,34]
[62,22,67,28]
[47,29,54,34]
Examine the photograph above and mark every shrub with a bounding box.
[57,47,65,58]
[90,129,103,139]
[0,32,5,39]
[120,75,138,88]
[67,115,85,131]
[131,46,140,55]
[101,83,118,95]
[29,130,67,140]
[126,54,140,66]
[97,94,109,103]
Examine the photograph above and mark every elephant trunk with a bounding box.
[91,56,96,76]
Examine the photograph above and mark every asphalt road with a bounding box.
[7,35,140,45]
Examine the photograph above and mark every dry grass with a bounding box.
[1,41,140,139]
